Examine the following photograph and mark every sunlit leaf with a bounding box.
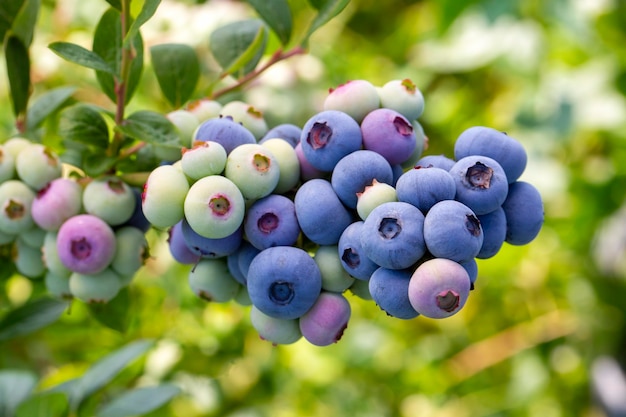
[0,297,69,342]
[93,8,144,104]
[48,42,116,75]
[209,19,268,77]
[11,0,40,46]
[97,385,180,417]
[303,0,350,44]
[124,0,161,47]
[58,103,110,149]
[246,0,292,45]
[150,43,200,108]
[116,110,180,147]
[26,86,76,131]
[69,339,155,410]
[0,370,37,417]
[5,35,31,119]
[15,392,69,417]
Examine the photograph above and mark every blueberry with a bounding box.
[454,126,528,183]
[83,177,136,226]
[414,154,456,171]
[300,110,363,172]
[399,120,428,170]
[459,257,478,287]
[361,108,416,165]
[501,181,544,245]
[0,145,15,182]
[188,258,240,302]
[294,178,353,245]
[247,246,322,320]
[45,271,72,300]
[348,278,372,300]
[423,200,483,263]
[183,174,245,239]
[167,221,201,265]
[0,180,36,235]
[224,143,280,200]
[395,165,456,213]
[259,123,302,148]
[330,149,394,209]
[166,109,200,149]
[294,142,325,181]
[360,201,426,269]
[193,115,256,154]
[14,238,46,278]
[244,194,300,250]
[220,100,269,140]
[368,267,419,319]
[180,140,227,181]
[15,144,62,190]
[356,179,397,221]
[476,207,507,259]
[56,214,117,274]
[338,221,379,280]
[299,291,351,346]
[2,137,31,158]
[378,78,425,121]
[259,138,301,194]
[111,226,149,278]
[120,187,152,233]
[250,305,302,345]
[19,225,46,248]
[408,258,471,319]
[181,218,242,259]
[69,268,122,304]
[186,98,223,122]
[142,164,190,229]
[323,80,380,123]
[314,244,355,293]
[449,155,509,215]
[236,241,261,284]
[42,231,71,278]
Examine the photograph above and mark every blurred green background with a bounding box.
[2,0,626,416]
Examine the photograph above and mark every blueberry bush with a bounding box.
[2,0,626,416]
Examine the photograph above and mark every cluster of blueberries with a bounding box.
[142,78,544,346]
[0,138,150,302]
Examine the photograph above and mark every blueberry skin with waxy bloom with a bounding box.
[502,181,544,245]
[360,201,426,270]
[360,108,416,165]
[244,194,300,250]
[395,165,456,214]
[337,221,379,280]
[247,246,322,320]
[369,267,420,319]
[193,115,256,154]
[299,291,351,346]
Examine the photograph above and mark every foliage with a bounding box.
[2,0,626,416]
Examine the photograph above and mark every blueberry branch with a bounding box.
[209,45,307,100]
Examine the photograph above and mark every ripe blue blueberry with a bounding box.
[247,246,322,320]
[294,142,325,181]
[395,165,456,213]
[167,221,201,265]
[299,110,363,172]
[476,207,507,259]
[423,200,484,262]
[330,149,394,209]
[338,221,380,280]
[236,241,261,284]
[294,178,353,245]
[299,291,351,346]
[244,194,300,250]
[193,115,256,154]
[408,258,471,319]
[369,267,419,319]
[360,201,426,269]
[361,108,416,165]
[454,126,528,183]
[501,181,544,245]
[181,218,242,259]
[414,154,456,171]
[449,155,509,215]
[259,123,302,148]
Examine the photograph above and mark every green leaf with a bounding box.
[116,110,180,147]
[82,152,118,177]
[15,392,69,417]
[93,8,144,104]
[26,86,76,131]
[150,43,200,108]
[11,0,40,46]
[86,287,132,333]
[0,0,25,42]
[0,370,37,417]
[124,0,161,47]
[307,0,325,10]
[70,339,154,411]
[246,0,292,45]
[97,385,180,417]
[48,42,116,75]
[0,297,68,342]
[104,0,121,10]
[209,19,268,77]
[303,0,350,43]
[5,35,31,119]
[58,104,110,150]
